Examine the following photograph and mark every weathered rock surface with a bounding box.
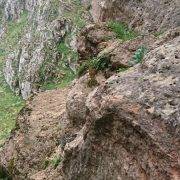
[1,28,179,179]
[91,0,180,33]
[0,88,69,179]
[77,24,115,62]
[0,0,180,179]
[62,30,180,180]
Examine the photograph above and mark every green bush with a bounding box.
[108,21,137,41]
[77,62,88,77]
[77,57,110,77]
[129,46,147,65]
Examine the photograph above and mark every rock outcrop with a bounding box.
[0,88,69,179]
[91,0,180,33]
[0,0,180,179]
[62,30,180,180]
[1,27,179,179]
[1,0,180,99]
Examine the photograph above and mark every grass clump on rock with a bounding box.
[108,21,137,41]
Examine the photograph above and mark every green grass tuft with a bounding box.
[77,57,110,77]
[129,46,148,65]
[0,11,27,146]
[108,21,137,41]
[0,56,24,146]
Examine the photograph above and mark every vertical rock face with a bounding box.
[1,0,80,99]
[4,0,26,21]
[91,0,180,32]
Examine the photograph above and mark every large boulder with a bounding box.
[62,32,180,179]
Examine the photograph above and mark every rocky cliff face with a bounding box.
[1,0,180,99]
[1,0,89,99]
[0,0,180,179]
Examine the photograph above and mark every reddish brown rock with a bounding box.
[77,24,115,62]
[62,34,180,180]
[91,0,180,33]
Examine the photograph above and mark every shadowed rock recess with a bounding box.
[0,0,180,179]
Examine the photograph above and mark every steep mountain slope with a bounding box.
[0,0,180,179]
[1,0,91,99]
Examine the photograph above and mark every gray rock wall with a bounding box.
[2,0,76,99]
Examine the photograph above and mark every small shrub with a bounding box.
[108,21,137,41]
[77,62,88,77]
[130,46,147,65]
[43,155,62,170]
[77,57,110,77]
[89,57,110,71]
[51,156,62,169]
[77,57,110,87]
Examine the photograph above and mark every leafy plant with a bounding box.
[43,155,62,169]
[77,62,88,77]
[50,156,62,169]
[77,57,110,77]
[108,21,137,41]
[77,57,110,87]
[130,46,147,65]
